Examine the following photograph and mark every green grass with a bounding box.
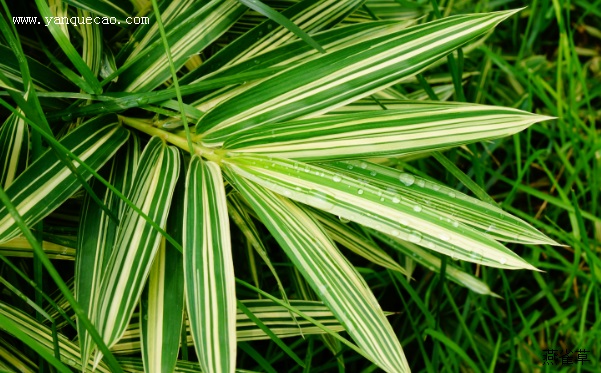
[0,0,599,372]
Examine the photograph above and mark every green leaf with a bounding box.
[226,170,410,373]
[198,9,521,146]
[113,300,348,354]
[325,160,558,245]
[309,208,408,274]
[75,134,139,368]
[0,111,29,189]
[237,0,325,53]
[225,154,540,270]
[111,0,245,92]
[224,101,553,161]
[0,301,112,372]
[184,156,237,373]
[181,0,365,83]
[62,0,133,23]
[140,156,185,373]
[0,116,129,244]
[33,0,103,94]
[370,230,497,296]
[92,137,180,362]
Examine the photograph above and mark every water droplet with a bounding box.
[357,189,364,195]
[399,173,415,186]
[499,257,508,265]
[452,220,459,227]
[485,224,495,232]
[370,171,377,176]
[448,192,456,198]
[284,190,292,197]
[439,233,451,241]
[309,190,334,211]
[136,97,149,105]
[399,219,409,226]
[432,184,441,191]
[450,253,457,260]
[61,113,72,121]
[413,205,422,212]
[360,162,367,169]
[338,216,350,224]
[391,229,400,236]
[347,165,354,170]
[332,174,342,182]
[408,231,422,243]
[417,180,425,187]
[392,196,401,203]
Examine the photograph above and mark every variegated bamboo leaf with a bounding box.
[140,156,185,373]
[225,154,540,270]
[224,101,553,161]
[198,10,520,146]
[370,230,497,296]
[0,110,29,189]
[0,115,129,245]
[226,171,410,373]
[325,160,558,245]
[63,0,133,23]
[112,0,245,92]
[184,157,236,373]
[75,134,139,368]
[308,208,407,274]
[113,300,348,355]
[91,137,180,364]
[183,0,365,82]
[0,302,112,373]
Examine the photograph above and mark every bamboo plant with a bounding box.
[0,1,558,372]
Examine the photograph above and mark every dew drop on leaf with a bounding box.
[408,231,422,243]
[413,205,422,212]
[399,173,415,186]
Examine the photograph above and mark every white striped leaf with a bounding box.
[184,157,236,373]
[226,170,410,373]
[62,0,133,22]
[181,0,365,83]
[198,9,520,146]
[189,20,409,113]
[0,111,29,189]
[370,231,496,296]
[113,300,348,354]
[308,208,407,274]
[75,134,139,368]
[112,0,245,92]
[140,157,185,373]
[0,301,112,373]
[0,116,129,245]
[324,160,558,245]
[224,101,553,161]
[92,137,180,363]
[225,154,539,270]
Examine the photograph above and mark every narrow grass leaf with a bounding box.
[0,111,28,189]
[0,116,129,244]
[184,157,236,373]
[112,0,245,92]
[227,170,410,373]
